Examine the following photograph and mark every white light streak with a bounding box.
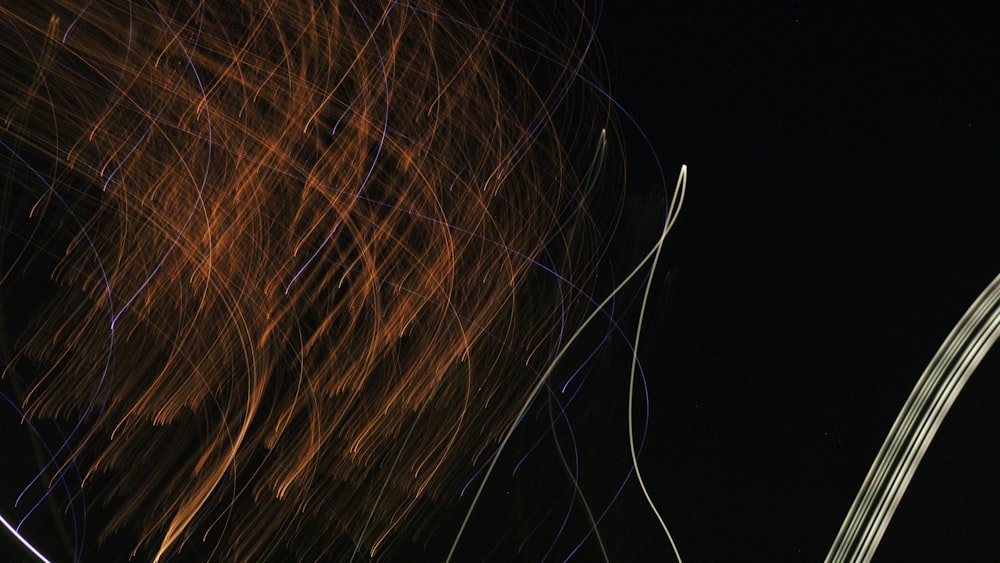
[827,271,1000,563]
[0,513,52,563]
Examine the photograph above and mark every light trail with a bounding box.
[2,1,672,560]
[827,271,1000,563]
[446,165,687,563]
[0,513,51,563]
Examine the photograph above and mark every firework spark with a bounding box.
[1,1,678,561]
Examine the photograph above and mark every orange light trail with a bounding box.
[0,1,651,561]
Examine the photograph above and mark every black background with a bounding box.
[590,1,1000,561]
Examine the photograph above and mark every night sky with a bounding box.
[414,2,1000,561]
[594,1,1000,561]
[3,1,1000,562]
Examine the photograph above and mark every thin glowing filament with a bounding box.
[446,164,687,563]
[627,165,686,563]
[0,513,52,563]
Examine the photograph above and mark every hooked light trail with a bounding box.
[446,164,687,563]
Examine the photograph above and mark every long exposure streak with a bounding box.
[828,272,1000,562]
[0,1,681,561]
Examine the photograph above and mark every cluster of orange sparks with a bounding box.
[1,1,619,560]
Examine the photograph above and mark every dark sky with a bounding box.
[3,2,999,562]
[591,1,1000,561]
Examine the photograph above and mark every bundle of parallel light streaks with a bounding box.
[826,272,1000,563]
[0,1,637,560]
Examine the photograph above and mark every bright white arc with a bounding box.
[827,271,1000,563]
[1,514,52,563]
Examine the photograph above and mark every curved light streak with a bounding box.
[827,271,1000,563]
